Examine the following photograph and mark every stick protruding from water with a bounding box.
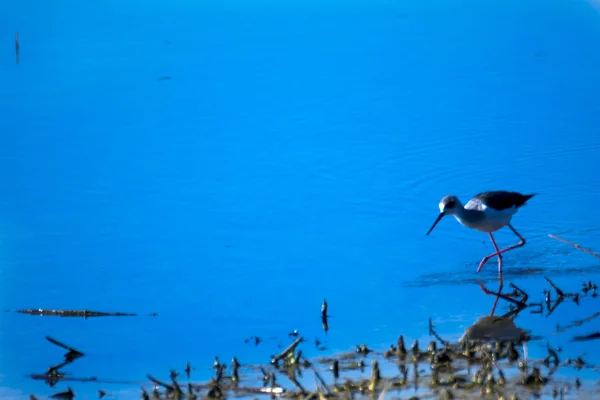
[16,32,19,64]
[548,234,600,260]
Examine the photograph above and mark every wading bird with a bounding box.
[426,190,535,274]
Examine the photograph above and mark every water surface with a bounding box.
[1,0,600,398]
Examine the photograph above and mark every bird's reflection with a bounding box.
[477,276,529,317]
[458,277,530,356]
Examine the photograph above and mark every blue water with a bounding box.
[2,0,600,398]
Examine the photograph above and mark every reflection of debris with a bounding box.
[31,336,86,389]
[479,275,585,321]
[30,336,140,391]
[555,311,600,334]
[571,332,600,342]
[321,298,329,333]
[244,335,261,345]
[460,315,528,344]
[97,389,115,398]
[582,281,597,293]
[478,279,529,317]
[25,274,600,399]
[321,317,329,333]
[565,356,588,370]
[545,276,565,297]
[543,344,560,369]
[157,76,172,81]
[520,366,547,386]
[49,387,74,399]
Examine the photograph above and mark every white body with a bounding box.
[440,198,519,233]
[454,204,518,233]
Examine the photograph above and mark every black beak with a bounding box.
[426,213,444,236]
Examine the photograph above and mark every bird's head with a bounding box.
[426,195,461,235]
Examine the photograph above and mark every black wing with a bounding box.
[473,191,535,211]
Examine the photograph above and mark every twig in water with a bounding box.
[428,318,450,347]
[19,309,136,317]
[331,360,339,379]
[146,374,174,392]
[545,277,565,298]
[309,366,332,396]
[271,337,303,365]
[377,383,391,400]
[15,32,19,64]
[46,336,85,362]
[368,360,381,391]
[170,374,183,397]
[283,369,306,394]
[548,234,600,260]
[231,357,240,383]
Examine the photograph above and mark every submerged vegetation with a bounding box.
[20,235,600,399]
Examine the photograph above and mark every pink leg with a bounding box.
[478,276,504,316]
[490,232,503,273]
[476,224,527,274]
